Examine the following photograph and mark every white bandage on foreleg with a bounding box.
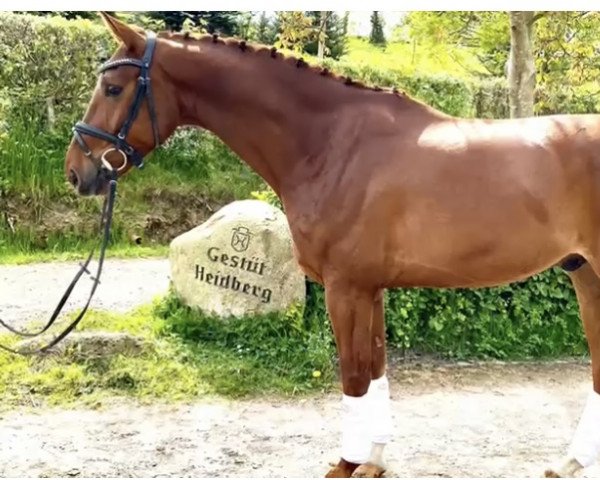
[341,394,371,464]
[367,374,393,444]
[568,390,600,467]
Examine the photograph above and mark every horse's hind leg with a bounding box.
[545,261,600,477]
[324,281,387,478]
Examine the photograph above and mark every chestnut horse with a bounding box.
[65,13,600,478]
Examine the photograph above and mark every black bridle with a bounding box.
[73,31,160,171]
[0,31,160,355]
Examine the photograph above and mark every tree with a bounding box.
[255,11,277,45]
[369,11,386,46]
[275,12,314,54]
[405,11,600,114]
[146,11,241,35]
[304,11,348,60]
[22,11,99,20]
[405,11,509,76]
[236,11,255,40]
[507,12,536,118]
[533,11,600,113]
[316,12,328,59]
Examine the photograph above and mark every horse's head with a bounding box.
[65,13,178,195]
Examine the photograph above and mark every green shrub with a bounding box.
[473,77,510,119]
[289,268,585,361]
[155,290,337,391]
[384,268,586,359]
[325,60,476,117]
[0,12,112,130]
[536,84,600,115]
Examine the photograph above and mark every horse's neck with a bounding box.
[161,38,344,194]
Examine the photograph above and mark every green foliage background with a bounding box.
[0,12,594,362]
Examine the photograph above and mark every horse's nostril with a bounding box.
[69,169,79,188]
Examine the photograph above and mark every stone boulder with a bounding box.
[169,199,306,317]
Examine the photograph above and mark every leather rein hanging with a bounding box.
[0,32,160,355]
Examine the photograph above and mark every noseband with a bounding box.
[72,31,160,172]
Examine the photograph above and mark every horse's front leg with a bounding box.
[546,262,600,477]
[324,283,391,478]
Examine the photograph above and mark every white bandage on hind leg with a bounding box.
[341,394,371,464]
[568,390,600,467]
[367,374,392,445]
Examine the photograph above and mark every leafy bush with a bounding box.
[155,290,337,391]
[0,12,113,130]
[473,77,510,119]
[384,268,585,359]
[325,59,505,118]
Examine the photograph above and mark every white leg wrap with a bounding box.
[367,374,392,445]
[341,394,371,464]
[568,390,600,467]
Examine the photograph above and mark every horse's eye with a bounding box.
[104,85,123,97]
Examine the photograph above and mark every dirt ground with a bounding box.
[0,259,170,326]
[1,361,599,478]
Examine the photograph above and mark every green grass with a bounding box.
[340,37,487,80]
[0,293,337,408]
[0,119,262,202]
[0,120,265,262]
[0,244,169,265]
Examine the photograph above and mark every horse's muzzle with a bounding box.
[68,168,109,196]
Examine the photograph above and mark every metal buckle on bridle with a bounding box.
[101,148,128,173]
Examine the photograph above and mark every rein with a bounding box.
[0,174,117,355]
[0,31,160,355]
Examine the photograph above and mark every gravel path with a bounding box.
[1,362,600,478]
[0,259,170,326]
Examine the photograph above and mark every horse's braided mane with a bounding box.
[157,30,406,98]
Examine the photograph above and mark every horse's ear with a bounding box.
[100,12,145,52]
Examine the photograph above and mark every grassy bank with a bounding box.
[0,292,336,408]
[0,124,264,263]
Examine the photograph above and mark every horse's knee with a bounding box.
[340,358,371,397]
[342,373,371,397]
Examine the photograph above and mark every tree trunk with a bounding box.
[508,11,535,118]
[46,96,56,131]
[317,13,327,59]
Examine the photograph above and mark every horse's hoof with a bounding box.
[325,459,360,478]
[351,462,386,478]
[544,469,561,478]
[544,457,583,478]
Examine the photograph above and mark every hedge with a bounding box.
[1,12,598,130]
[0,12,509,130]
[0,13,113,130]
[0,12,592,360]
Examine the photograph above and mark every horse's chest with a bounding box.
[285,214,330,284]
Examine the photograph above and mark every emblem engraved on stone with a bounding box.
[231,226,252,252]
